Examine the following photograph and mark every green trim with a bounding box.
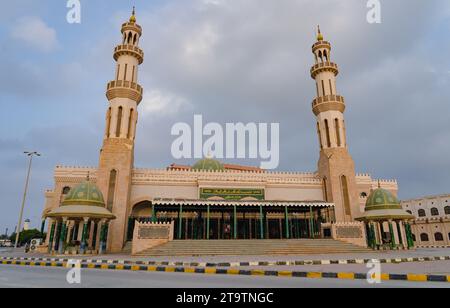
[206,205,210,240]
[178,205,183,240]
[285,206,290,239]
[233,206,237,239]
[389,222,396,249]
[259,206,264,240]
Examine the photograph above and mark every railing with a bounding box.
[107,80,143,94]
[310,62,339,77]
[312,95,345,108]
[113,44,144,63]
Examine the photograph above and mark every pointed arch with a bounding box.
[127,109,134,139]
[340,175,351,216]
[324,119,331,148]
[116,106,123,137]
[335,118,341,147]
[107,169,117,212]
[106,107,112,138]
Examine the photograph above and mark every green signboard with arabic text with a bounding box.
[200,188,265,201]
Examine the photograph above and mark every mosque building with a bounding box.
[41,10,414,255]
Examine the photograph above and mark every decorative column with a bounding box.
[388,220,396,250]
[80,218,89,254]
[309,207,315,239]
[285,206,290,239]
[396,221,406,249]
[370,222,377,249]
[58,218,68,254]
[206,205,210,240]
[404,221,415,249]
[40,219,46,235]
[233,206,237,240]
[259,206,264,240]
[178,205,183,239]
[99,220,108,255]
[151,205,156,223]
[47,220,56,254]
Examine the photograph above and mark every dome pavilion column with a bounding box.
[404,220,415,249]
[88,220,95,250]
[58,218,68,254]
[98,219,108,255]
[388,220,397,250]
[80,217,90,255]
[47,219,56,254]
[396,220,405,249]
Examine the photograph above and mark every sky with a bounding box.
[0,0,449,232]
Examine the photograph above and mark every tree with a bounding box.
[9,229,44,246]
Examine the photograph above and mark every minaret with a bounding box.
[97,8,144,252]
[311,26,359,222]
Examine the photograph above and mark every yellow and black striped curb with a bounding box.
[1,255,449,268]
[1,259,449,283]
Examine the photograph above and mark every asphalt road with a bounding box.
[0,265,448,288]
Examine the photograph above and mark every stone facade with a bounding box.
[402,195,450,247]
[40,19,399,253]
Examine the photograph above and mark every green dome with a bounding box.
[62,181,105,207]
[365,188,401,211]
[192,158,225,171]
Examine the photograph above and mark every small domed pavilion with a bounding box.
[45,180,115,255]
[356,186,415,250]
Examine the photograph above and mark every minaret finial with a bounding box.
[130,6,137,23]
[317,25,324,41]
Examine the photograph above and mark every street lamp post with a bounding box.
[14,151,41,249]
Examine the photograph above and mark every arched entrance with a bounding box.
[127,201,153,241]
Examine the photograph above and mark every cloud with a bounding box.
[11,16,58,52]
[141,89,192,117]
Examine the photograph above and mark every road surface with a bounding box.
[0,265,447,288]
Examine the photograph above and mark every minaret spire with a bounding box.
[317,25,323,41]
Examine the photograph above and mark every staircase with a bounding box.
[135,239,371,256]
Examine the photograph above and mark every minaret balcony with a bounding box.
[114,44,144,64]
[312,95,345,116]
[312,41,331,53]
[121,22,142,36]
[310,62,339,79]
[106,80,143,104]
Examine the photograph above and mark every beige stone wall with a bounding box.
[411,218,450,247]
[132,221,174,255]
[331,222,367,247]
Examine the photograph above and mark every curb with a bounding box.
[1,259,449,283]
[1,255,449,268]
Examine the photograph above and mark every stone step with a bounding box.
[136,239,370,256]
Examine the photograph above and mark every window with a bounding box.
[412,234,416,242]
[107,170,117,212]
[317,122,323,149]
[420,233,429,242]
[127,109,134,139]
[435,233,444,242]
[324,119,331,148]
[62,187,71,195]
[340,175,351,216]
[360,192,368,198]
[116,107,123,138]
[445,206,450,215]
[106,108,111,138]
[431,208,439,216]
[323,178,328,202]
[329,80,333,95]
[335,118,341,147]
[406,210,412,215]
[418,209,426,217]
[321,80,326,96]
